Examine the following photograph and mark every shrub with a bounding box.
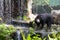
[20,28,42,40]
[0,24,16,40]
[20,27,60,40]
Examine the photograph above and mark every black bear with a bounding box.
[35,13,54,29]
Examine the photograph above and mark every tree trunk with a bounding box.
[27,0,32,16]
[4,0,12,24]
[27,0,37,21]
[0,0,4,22]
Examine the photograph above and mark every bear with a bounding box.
[35,13,54,29]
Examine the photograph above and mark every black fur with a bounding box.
[35,13,54,29]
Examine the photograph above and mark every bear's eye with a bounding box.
[36,19,40,22]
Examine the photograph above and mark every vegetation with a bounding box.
[20,27,60,40]
[0,0,60,40]
[23,15,30,21]
[33,0,60,6]
[0,18,2,21]
[14,15,30,21]
[0,24,16,40]
[0,24,60,40]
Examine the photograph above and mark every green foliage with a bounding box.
[29,27,35,34]
[48,32,60,40]
[20,27,60,40]
[0,24,60,40]
[31,34,42,40]
[56,32,60,40]
[29,21,37,30]
[0,18,2,21]
[33,0,49,6]
[23,15,30,21]
[26,34,31,40]
[48,34,57,40]
[21,32,42,40]
[33,0,60,6]
[23,15,28,21]
[20,27,42,40]
[0,24,16,40]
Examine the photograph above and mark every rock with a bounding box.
[51,10,60,24]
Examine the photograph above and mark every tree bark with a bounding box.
[27,0,33,16]
[27,0,37,21]
[0,0,4,22]
[4,0,12,24]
